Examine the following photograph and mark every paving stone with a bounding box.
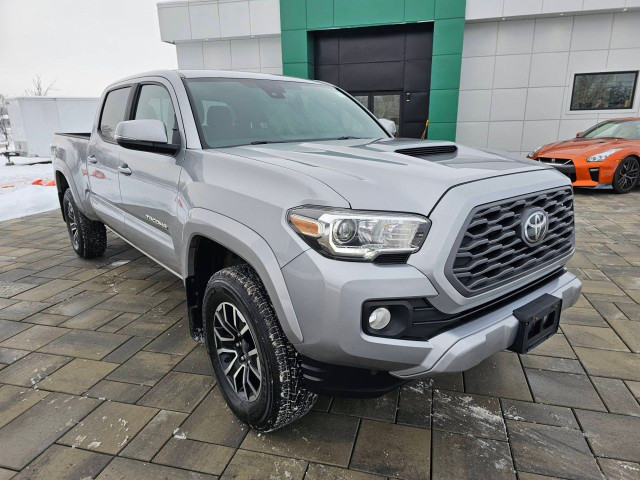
[608,319,640,353]
[331,389,398,422]
[0,319,30,343]
[173,344,214,376]
[520,354,585,374]
[575,347,640,381]
[525,369,606,411]
[13,280,79,302]
[0,301,51,321]
[95,457,216,480]
[464,351,533,401]
[22,312,68,326]
[529,334,576,359]
[36,358,118,395]
[119,410,188,461]
[44,291,113,316]
[118,313,180,337]
[97,294,165,314]
[501,399,579,429]
[60,309,121,330]
[591,376,640,417]
[220,449,306,480]
[627,381,640,400]
[242,411,358,467]
[10,444,111,480]
[39,330,130,360]
[0,268,37,282]
[0,392,101,470]
[304,463,384,480]
[59,401,158,455]
[0,468,15,480]
[143,320,196,355]
[396,380,431,428]
[431,372,464,392]
[575,410,640,462]
[617,303,640,321]
[350,419,430,478]
[597,458,640,480]
[0,352,72,387]
[0,281,36,298]
[137,371,213,412]
[178,388,248,447]
[103,336,150,363]
[0,347,29,365]
[0,325,67,351]
[562,324,629,351]
[507,421,602,480]
[432,390,507,441]
[153,438,234,475]
[0,385,50,428]
[312,394,333,412]
[107,351,182,386]
[432,430,515,480]
[561,307,608,327]
[97,312,139,333]
[86,380,150,403]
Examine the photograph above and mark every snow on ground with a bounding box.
[0,158,59,221]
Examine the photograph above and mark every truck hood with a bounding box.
[218,138,552,212]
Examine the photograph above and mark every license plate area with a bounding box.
[509,294,562,354]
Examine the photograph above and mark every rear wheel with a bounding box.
[612,156,639,194]
[62,189,107,258]
[203,264,316,431]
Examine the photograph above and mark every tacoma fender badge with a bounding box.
[146,215,168,230]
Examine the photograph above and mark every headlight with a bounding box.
[288,207,430,261]
[527,146,543,158]
[586,148,622,162]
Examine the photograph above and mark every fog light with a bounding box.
[369,307,391,330]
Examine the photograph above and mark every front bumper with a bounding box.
[282,248,582,377]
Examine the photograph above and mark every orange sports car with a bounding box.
[528,118,640,194]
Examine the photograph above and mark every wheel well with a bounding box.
[185,235,247,340]
[55,171,69,221]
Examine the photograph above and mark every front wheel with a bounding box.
[203,264,316,431]
[62,189,107,258]
[612,156,639,194]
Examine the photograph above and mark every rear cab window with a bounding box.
[99,87,131,142]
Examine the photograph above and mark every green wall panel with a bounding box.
[428,89,459,124]
[432,18,465,55]
[428,122,457,141]
[307,0,334,30]
[435,0,465,19]
[283,63,313,79]
[280,0,307,30]
[430,54,462,90]
[334,0,404,27]
[281,30,312,64]
[404,0,435,21]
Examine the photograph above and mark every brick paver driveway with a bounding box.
[0,190,639,480]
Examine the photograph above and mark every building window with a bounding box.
[570,71,638,111]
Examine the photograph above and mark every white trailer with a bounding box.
[6,97,99,157]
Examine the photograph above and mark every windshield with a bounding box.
[580,120,640,140]
[184,78,388,148]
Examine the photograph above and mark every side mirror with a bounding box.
[378,118,397,137]
[115,119,179,155]
[576,132,583,137]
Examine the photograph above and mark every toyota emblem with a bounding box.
[521,209,548,246]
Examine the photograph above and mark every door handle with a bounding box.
[87,155,98,164]
[118,164,132,176]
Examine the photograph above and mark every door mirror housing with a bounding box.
[378,118,397,137]
[115,119,180,155]
[576,131,583,137]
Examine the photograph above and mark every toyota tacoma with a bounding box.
[52,70,582,431]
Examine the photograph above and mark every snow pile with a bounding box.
[0,159,59,221]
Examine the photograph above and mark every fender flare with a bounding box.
[182,208,304,344]
[53,159,96,218]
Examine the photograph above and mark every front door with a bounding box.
[118,80,184,273]
[87,86,132,234]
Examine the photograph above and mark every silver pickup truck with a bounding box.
[52,70,582,431]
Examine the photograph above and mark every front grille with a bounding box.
[447,187,574,296]
[537,158,576,182]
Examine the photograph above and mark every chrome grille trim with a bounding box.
[446,187,574,296]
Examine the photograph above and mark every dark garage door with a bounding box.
[313,23,433,139]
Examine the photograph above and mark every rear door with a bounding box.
[86,86,132,234]
[118,79,184,273]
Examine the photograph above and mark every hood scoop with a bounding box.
[395,144,458,160]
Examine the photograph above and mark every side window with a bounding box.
[99,87,131,142]
[134,84,178,143]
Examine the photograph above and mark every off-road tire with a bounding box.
[203,264,316,431]
[62,189,107,258]
[612,156,640,194]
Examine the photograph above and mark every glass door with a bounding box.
[349,92,401,136]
